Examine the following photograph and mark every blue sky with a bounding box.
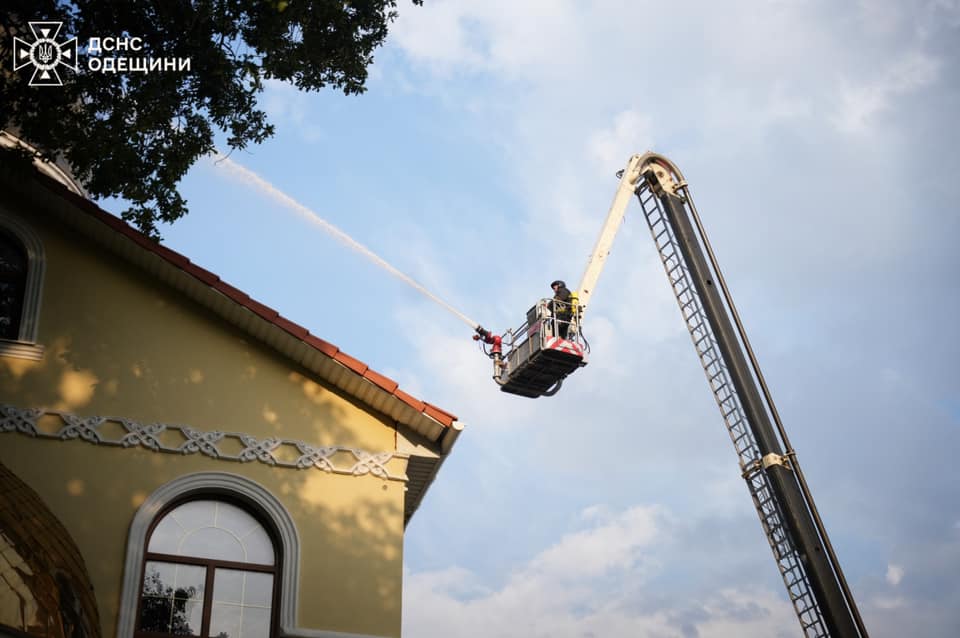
[135,1,960,636]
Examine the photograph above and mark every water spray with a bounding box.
[213,154,481,331]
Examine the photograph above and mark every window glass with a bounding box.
[138,500,276,638]
[179,527,244,563]
[212,570,273,608]
[147,501,275,566]
[139,562,205,635]
[148,514,185,556]
[168,501,215,533]
[241,526,275,567]
[209,570,273,638]
[0,231,26,340]
[215,502,260,539]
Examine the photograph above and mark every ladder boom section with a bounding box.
[634,155,867,638]
[575,154,645,316]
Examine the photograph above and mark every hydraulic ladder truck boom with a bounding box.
[633,152,868,637]
[575,153,645,316]
[478,151,869,636]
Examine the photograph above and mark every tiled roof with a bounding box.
[32,175,459,430]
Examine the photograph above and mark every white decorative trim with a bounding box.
[0,404,408,481]
[0,338,44,360]
[0,209,45,347]
[117,472,301,638]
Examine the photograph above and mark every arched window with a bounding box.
[0,229,27,340]
[0,211,44,360]
[116,472,302,638]
[135,500,279,638]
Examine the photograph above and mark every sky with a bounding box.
[129,1,960,636]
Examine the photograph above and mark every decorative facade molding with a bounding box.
[0,404,408,482]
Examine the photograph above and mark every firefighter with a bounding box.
[551,280,572,339]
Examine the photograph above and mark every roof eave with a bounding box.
[10,168,459,448]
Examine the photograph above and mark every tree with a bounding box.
[1,0,421,238]
[139,568,198,634]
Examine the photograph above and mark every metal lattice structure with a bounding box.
[635,181,830,637]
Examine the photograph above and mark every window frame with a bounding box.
[0,229,27,341]
[133,496,282,638]
[0,210,45,360]
[118,473,301,638]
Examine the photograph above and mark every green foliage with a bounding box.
[139,568,198,634]
[1,0,421,238]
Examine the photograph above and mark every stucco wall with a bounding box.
[0,195,406,637]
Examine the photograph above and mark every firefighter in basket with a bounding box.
[550,280,573,339]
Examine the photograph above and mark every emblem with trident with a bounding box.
[13,21,78,87]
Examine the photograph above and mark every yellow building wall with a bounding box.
[0,206,406,637]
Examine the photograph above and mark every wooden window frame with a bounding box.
[132,496,282,638]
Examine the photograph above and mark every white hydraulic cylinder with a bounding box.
[575,154,645,315]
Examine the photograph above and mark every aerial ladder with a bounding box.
[476,152,869,637]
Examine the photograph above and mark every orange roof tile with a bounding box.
[303,334,339,358]
[334,351,368,375]
[243,298,280,322]
[423,402,457,428]
[181,262,221,286]
[364,369,399,394]
[273,315,309,340]
[393,389,426,413]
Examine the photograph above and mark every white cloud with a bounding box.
[886,563,905,586]
[856,0,908,35]
[404,504,798,637]
[389,1,488,74]
[260,79,325,142]
[579,503,612,521]
[403,565,491,600]
[872,595,907,610]
[529,505,661,581]
[392,0,585,79]
[587,110,655,172]
[832,50,941,134]
[858,0,960,38]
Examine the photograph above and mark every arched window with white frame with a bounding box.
[135,499,279,638]
[118,473,301,638]
[0,210,45,360]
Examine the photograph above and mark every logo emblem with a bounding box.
[13,21,78,87]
